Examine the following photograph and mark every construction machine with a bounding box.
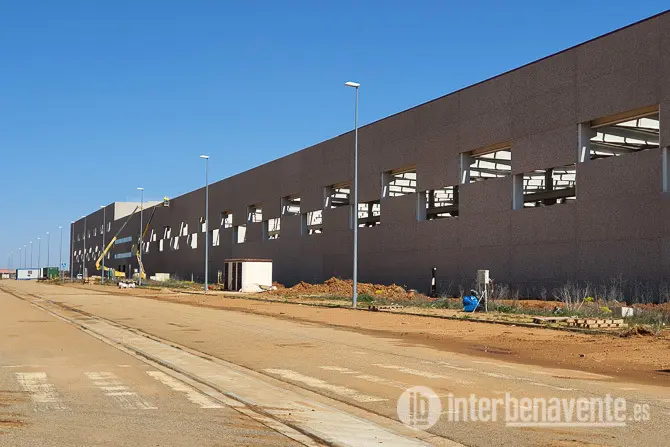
[95,206,139,279]
[134,198,169,281]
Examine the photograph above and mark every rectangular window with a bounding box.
[302,210,323,235]
[281,195,301,215]
[220,211,233,228]
[324,183,350,208]
[247,205,262,223]
[199,217,206,233]
[179,222,188,237]
[113,252,133,259]
[170,237,180,251]
[234,225,247,244]
[358,201,381,227]
[518,164,576,208]
[107,222,111,232]
[264,218,280,240]
[188,233,197,249]
[163,226,171,239]
[587,107,660,160]
[212,228,220,246]
[383,167,416,198]
[462,145,512,183]
[425,186,459,219]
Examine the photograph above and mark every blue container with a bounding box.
[463,295,479,312]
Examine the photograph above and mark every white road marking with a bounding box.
[264,369,386,403]
[85,372,156,410]
[15,372,68,411]
[373,364,452,380]
[320,366,409,390]
[619,387,638,391]
[3,364,45,369]
[146,371,223,409]
[529,381,576,391]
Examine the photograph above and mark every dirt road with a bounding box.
[2,281,669,446]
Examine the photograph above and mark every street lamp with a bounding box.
[100,205,106,284]
[70,221,75,281]
[345,80,360,308]
[23,245,26,268]
[59,226,63,281]
[137,188,144,286]
[37,237,41,273]
[82,215,86,278]
[30,241,33,268]
[46,232,50,269]
[200,155,210,293]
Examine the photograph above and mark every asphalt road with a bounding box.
[1,281,668,446]
[0,286,302,447]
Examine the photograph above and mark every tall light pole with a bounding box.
[345,81,360,308]
[82,216,86,278]
[200,155,210,293]
[46,231,50,269]
[37,237,41,273]
[59,226,63,281]
[19,247,22,268]
[100,205,106,284]
[23,245,26,268]
[30,241,33,268]
[70,221,74,281]
[137,188,144,285]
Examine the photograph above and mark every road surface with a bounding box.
[0,280,667,446]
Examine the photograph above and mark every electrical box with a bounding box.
[224,259,272,292]
[476,269,489,287]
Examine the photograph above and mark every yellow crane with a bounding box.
[134,197,169,281]
[95,206,139,279]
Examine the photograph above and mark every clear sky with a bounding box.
[1,1,667,269]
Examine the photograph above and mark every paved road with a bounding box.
[1,281,669,446]
[0,287,305,446]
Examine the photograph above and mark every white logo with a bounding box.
[397,386,442,430]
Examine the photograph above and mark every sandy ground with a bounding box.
[62,283,670,386]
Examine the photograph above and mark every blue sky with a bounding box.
[1,1,667,269]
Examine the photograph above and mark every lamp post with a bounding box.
[345,81,360,308]
[70,221,74,281]
[19,247,22,268]
[137,188,144,286]
[59,226,63,281]
[82,216,86,278]
[37,237,41,273]
[100,205,106,284]
[46,231,50,269]
[23,245,26,268]
[200,155,210,293]
[30,241,33,268]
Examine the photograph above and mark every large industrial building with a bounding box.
[72,12,670,295]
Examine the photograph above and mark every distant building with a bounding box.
[0,269,15,280]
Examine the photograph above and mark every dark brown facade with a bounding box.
[72,12,670,295]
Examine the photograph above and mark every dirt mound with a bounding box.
[271,277,426,301]
[619,325,657,338]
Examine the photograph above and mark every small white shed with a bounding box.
[224,259,272,293]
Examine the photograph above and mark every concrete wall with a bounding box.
[72,12,670,295]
